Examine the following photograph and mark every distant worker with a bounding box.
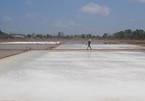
[87,39,92,50]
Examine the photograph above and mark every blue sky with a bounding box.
[0,0,145,35]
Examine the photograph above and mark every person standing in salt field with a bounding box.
[87,39,92,50]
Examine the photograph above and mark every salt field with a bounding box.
[0,41,62,45]
[0,44,145,101]
[0,41,62,58]
[0,50,26,59]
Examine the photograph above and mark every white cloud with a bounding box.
[3,16,12,22]
[53,21,68,28]
[53,20,80,28]
[26,0,33,6]
[25,13,35,19]
[80,2,111,15]
[132,0,145,3]
[129,19,138,23]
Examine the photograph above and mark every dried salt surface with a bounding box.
[0,44,145,101]
[55,44,145,49]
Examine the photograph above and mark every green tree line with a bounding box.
[1,29,145,40]
[111,29,145,39]
[0,30,9,39]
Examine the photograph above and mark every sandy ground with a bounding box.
[0,43,145,101]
